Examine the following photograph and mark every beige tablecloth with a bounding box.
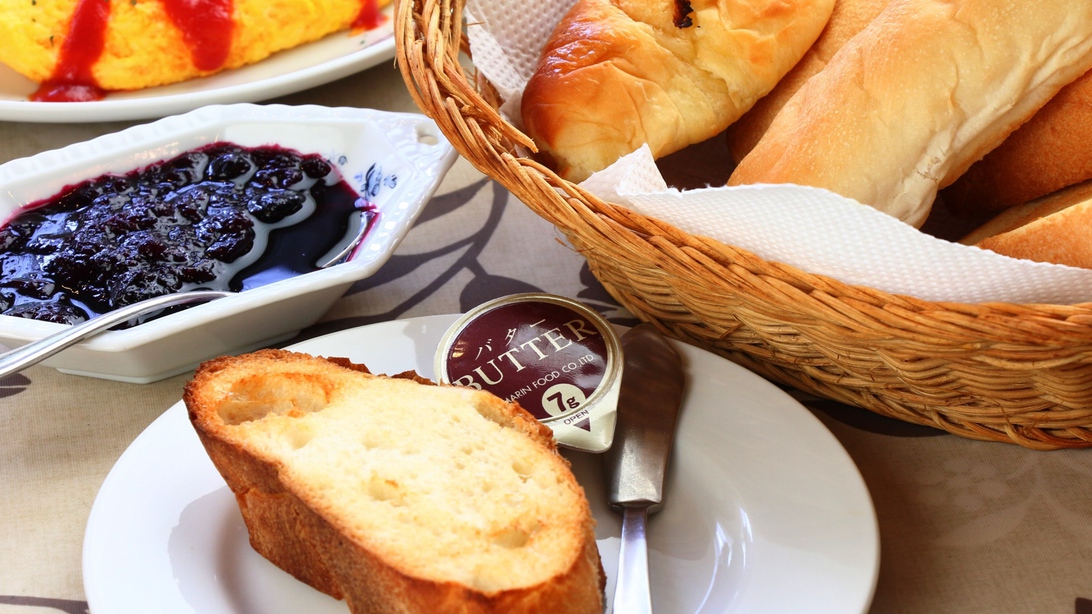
[3,60,1092,614]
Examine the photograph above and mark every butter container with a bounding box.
[435,293,622,452]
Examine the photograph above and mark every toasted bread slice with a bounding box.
[184,349,604,614]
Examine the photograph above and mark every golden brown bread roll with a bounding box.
[941,70,1092,218]
[961,180,1092,270]
[521,0,836,182]
[725,0,891,164]
[727,0,1092,228]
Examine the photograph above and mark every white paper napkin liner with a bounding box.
[581,147,1092,305]
[464,0,1092,305]
[465,3,573,125]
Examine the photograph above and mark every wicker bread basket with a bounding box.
[394,0,1092,450]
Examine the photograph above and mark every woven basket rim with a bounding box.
[394,0,1092,449]
[395,1,1092,315]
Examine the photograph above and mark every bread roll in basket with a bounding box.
[394,0,1092,450]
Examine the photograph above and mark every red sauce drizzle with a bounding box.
[352,0,385,31]
[161,0,235,71]
[30,0,110,102]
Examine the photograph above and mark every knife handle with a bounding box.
[612,506,653,614]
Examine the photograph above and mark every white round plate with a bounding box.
[0,8,394,124]
[83,314,879,613]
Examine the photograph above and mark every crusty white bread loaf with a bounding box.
[724,0,890,164]
[727,0,1092,228]
[942,70,1092,218]
[960,179,1092,270]
[184,349,604,614]
[521,0,836,183]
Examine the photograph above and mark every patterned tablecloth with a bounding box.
[3,61,1092,614]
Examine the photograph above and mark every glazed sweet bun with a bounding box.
[0,0,391,97]
[521,0,836,183]
[727,0,1092,228]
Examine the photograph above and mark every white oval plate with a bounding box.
[0,7,394,124]
[83,314,879,613]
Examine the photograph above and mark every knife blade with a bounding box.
[603,323,686,614]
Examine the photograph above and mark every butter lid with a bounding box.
[435,293,621,452]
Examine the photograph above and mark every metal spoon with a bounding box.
[0,290,232,380]
[315,209,370,269]
[0,213,371,380]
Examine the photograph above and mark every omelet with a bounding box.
[0,0,392,94]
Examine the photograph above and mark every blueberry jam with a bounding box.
[0,142,378,326]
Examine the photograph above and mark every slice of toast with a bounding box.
[184,349,604,614]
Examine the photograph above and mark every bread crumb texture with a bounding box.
[0,0,391,91]
[189,350,592,595]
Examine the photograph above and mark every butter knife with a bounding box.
[604,323,686,614]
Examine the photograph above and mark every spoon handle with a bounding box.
[613,505,653,614]
[0,290,231,380]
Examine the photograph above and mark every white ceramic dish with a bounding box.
[0,104,457,383]
[83,314,880,613]
[0,7,394,124]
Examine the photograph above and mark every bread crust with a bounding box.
[185,349,604,614]
[960,180,1092,270]
[727,0,1092,228]
[725,0,891,164]
[521,0,835,182]
[942,70,1092,218]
